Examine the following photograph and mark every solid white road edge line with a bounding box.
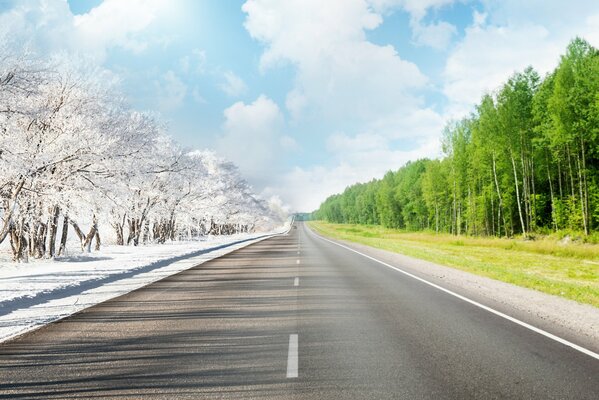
[287,334,298,378]
[294,277,299,286]
[313,231,599,361]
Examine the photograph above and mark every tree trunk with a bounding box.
[48,205,60,257]
[530,157,536,231]
[579,136,589,235]
[576,154,588,235]
[114,223,124,246]
[0,179,25,245]
[94,230,101,251]
[557,160,563,198]
[11,219,28,262]
[35,222,47,259]
[70,220,86,250]
[547,161,557,232]
[82,215,98,253]
[142,219,150,244]
[566,146,575,198]
[127,218,136,245]
[492,154,506,237]
[58,215,69,256]
[511,153,527,237]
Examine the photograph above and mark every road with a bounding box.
[0,222,598,399]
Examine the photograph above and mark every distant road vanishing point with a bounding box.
[1,222,598,399]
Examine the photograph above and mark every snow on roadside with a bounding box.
[0,227,288,343]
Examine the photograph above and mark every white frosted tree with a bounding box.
[0,47,287,262]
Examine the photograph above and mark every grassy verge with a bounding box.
[308,221,599,308]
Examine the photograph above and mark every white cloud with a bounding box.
[277,108,444,211]
[277,136,440,211]
[280,135,300,151]
[217,95,287,187]
[370,0,455,18]
[585,13,599,45]
[370,0,457,50]
[243,0,427,122]
[443,22,555,116]
[155,70,187,111]
[443,2,599,119]
[73,0,168,56]
[479,0,599,28]
[0,1,75,54]
[0,0,170,61]
[242,0,447,209]
[220,71,248,97]
[362,107,446,148]
[285,89,308,120]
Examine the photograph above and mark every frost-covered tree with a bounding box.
[0,48,286,262]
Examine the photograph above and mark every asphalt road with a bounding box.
[0,222,598,399]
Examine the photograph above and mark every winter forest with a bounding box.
[0,46,285,262]
[315,38,599,239]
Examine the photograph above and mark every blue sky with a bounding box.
[2,0,599,210]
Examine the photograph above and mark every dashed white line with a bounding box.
[294,277,299,286]
[313,231,599,361]
[296,259,300,265]
[287,334,298,378]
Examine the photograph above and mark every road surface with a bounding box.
[0,222,598,399]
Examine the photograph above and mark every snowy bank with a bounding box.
[0,227,288,343]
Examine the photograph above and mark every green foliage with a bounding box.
[315,38,599,237]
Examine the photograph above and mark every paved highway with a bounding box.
[0,222,598,399]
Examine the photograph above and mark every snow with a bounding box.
[0,226,288,343]
[0,36,293,343]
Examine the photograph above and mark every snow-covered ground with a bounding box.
[0,227,288,343]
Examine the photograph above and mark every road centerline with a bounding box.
[286,334,298,378]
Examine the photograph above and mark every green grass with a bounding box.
[308,221,599,308]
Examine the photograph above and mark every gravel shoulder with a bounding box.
[308,226,599,354]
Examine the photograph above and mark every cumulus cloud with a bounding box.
[241,0,447,210]
[276,134,440,211]
[443,1,599,119]
[0,0,170,61]
[243,0,427,122]
[370,0,455,18]
[371,0,457,50]
[73,0,167,55]
[217,95,293,188]
[280,135,300,151]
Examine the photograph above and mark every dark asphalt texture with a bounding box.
[0,222,598,399]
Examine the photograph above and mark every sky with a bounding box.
[1,0,599,211]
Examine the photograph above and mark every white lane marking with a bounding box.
[313,232,599,361]
[297,251,300,255]
[294,277,299,286]
[296,259,300,265]
[287,334,298,378]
